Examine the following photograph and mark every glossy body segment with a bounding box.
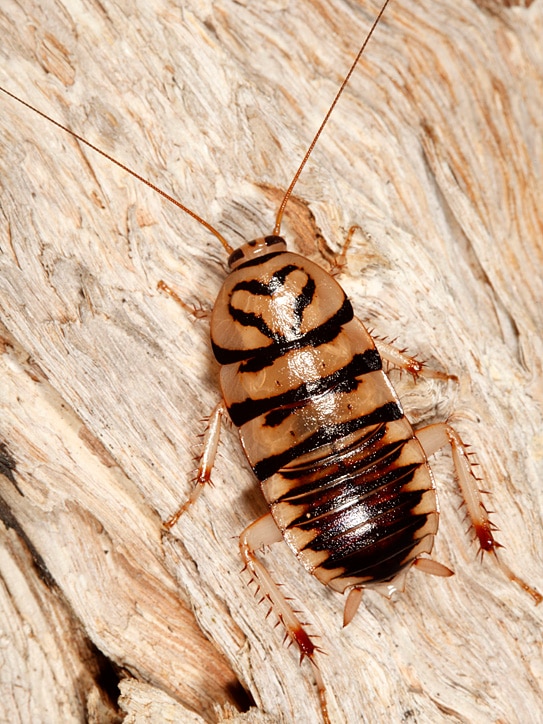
[211,238,439,593]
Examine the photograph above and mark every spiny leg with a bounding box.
[240,514,330,724]
[377,339,457,382]
[332,234,456,383]
[334,237,456,382]
[165,401,226,529]
[416,423,542,604]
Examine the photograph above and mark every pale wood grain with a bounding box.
[1,0,542,722]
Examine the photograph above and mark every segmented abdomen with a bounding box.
[211,246,438,591]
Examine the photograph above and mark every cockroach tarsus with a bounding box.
[1,0,541,722]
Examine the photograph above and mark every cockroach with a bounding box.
[1,1,541,722]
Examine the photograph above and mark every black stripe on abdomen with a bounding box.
[228,348,382,427]
[253,401,403,481]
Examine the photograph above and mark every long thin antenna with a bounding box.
[0,85,234,255]
[273,0,392,235]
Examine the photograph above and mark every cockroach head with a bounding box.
[227,235,287,270]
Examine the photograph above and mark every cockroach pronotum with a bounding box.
[1,0,541,721]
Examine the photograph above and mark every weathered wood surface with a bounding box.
[1,0,542,722]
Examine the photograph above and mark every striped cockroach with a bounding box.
[1,0,542,721]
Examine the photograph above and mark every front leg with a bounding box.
[157,279,211,320]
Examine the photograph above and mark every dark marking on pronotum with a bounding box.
[212,297,354,367]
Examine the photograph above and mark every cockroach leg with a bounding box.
[330,224,360,276]
[415,423,542,604]
[331,242,443,380]
[157,279,210,320]
[239,513,329,723]
[377,340,457,382]
[165,401,226,529]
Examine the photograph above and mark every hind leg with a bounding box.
[416,422,541,604]
[240,514,330,723]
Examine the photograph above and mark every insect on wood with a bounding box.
[1,0,543,722]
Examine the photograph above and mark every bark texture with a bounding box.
[1,0,542,722]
